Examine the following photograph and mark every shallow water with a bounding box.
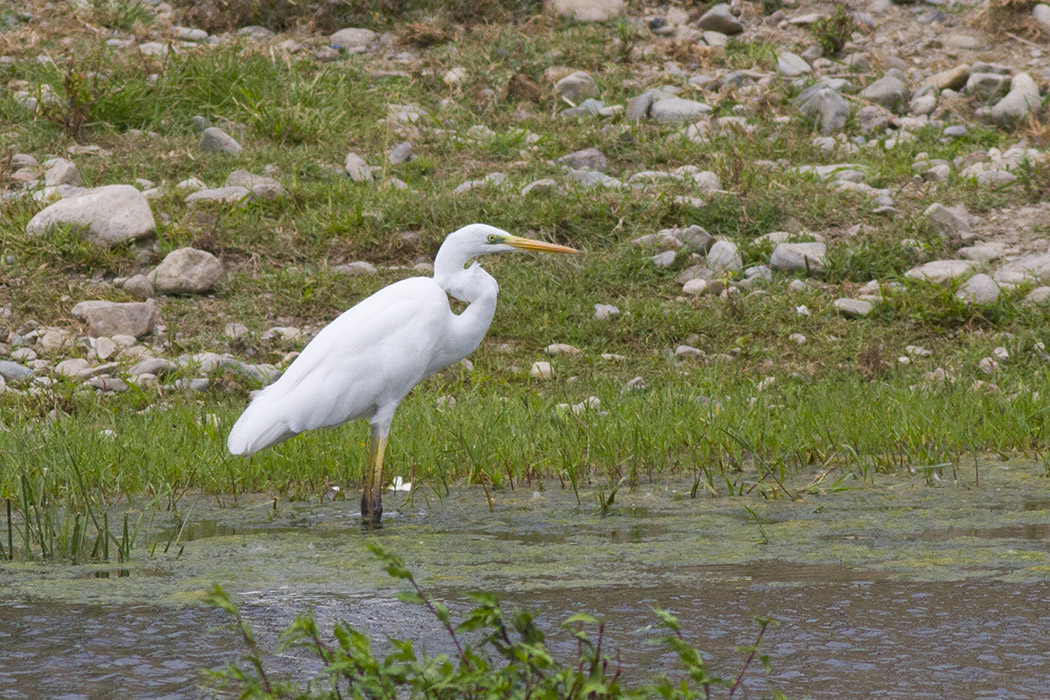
[2,461,1050,698]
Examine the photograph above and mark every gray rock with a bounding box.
[682,278,709,295]
[344,152,373,182]
[955,273,999,305]
[975,169,1016,186]
[558,147,606,172]
[944,33,986,50]
[184,186,250,206]
[965,72,1011,100]
[123,273,155,299]
[85,376,128,392]
[129,357,177,376]
[199,127,243,155]
[138,42,168,56]
[994,253,1050,286]
[44,159,82,187]
[777,51,811,77]
[678,225,715,253]
[521,178,558,196]
[990,73,1041,125]
[860,75,907,112]
[388,142,412,165]
[150,247,223,294]
[0,360,34,382]
[651,250,676,268]
[697,3,743,34]
[174,25,208,41]
[1025,286,1050,304]
[26,185,156,247]
[554,71,599,103]
[55,358,90,378]
[702,31,728,47]
[958,244,1003,263]
[943,125,968,138]
[1035,3,1050,30]
[856,105,893,133]
[545,0,625,21]
[924,203,972,241]
[904,260,974,285]
[707,240,742,272]
[71,300,159,338]
[626,89,657,121]
[333,261,377,275]
[922,65,970,91]
[650,97,711,123]
[224,170,285,198]
[770,242,827,273]
[330,27,377,50]
[833,298,873,317]
[798,86,850,134]
[909,94,936,116]
[593,303,620,320]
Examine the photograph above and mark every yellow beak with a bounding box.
[504,236,581,254]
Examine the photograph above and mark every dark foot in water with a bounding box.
[361,493,383,528]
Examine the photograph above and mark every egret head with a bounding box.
[447,223,580,259]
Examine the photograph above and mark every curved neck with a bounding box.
[433,243,472,288]
[426,266,499,374]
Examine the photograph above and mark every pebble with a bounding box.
[330,27,377,51]
[71,300,159,338]
[185,186,251,206]
[593,304,620,320]
[150,247,223,294]
[904,260,974,285]
[777,51,811,77]
[530,361,552,380]
[546,343,581,355]
[547,0,625,21]
[649,97,711,124]
[651,250,676,268]
[344,152,373,182]
[706,240,742,272]
[199,127,243,155]
[955,274,999,305]
[683,278,709,295]
[697,3,744,34]
[833,298,873,317]
[26,185,156,247]
[923,203,972,242]
[770,242,826,273]
[224,170,286,198]
[554,72,599,103]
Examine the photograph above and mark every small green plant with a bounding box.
[206,543,783,699]
[809,5,858,57]
[91,0,153,30]
[40,56,109,141]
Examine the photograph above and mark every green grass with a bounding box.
[1,2,1050,562]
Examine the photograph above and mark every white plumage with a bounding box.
[226,223,579,523]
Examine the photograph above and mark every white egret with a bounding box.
[227,223,579,524]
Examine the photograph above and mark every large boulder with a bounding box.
[72,300,159,338]
[26,185,156,247]
[150,247,223,294]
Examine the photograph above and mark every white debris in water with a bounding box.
[388,476,412,492]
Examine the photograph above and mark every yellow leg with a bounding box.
[361,432,387,525]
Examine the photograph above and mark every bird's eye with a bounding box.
[487,234,499,243]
